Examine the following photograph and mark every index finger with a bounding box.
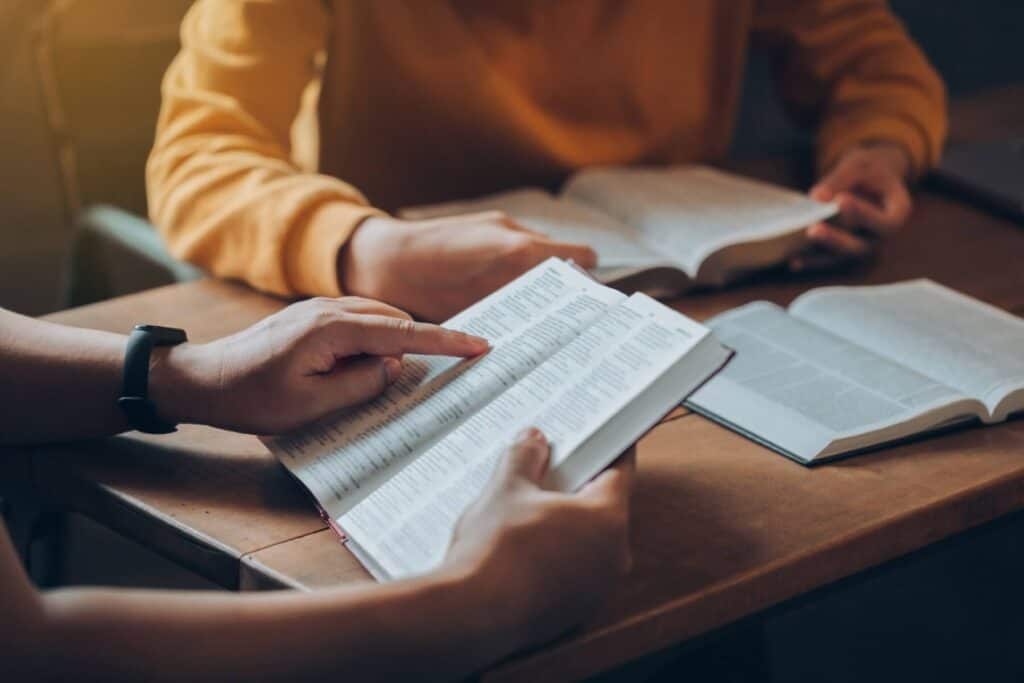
[332,315,491,358]
[578,447,635,507]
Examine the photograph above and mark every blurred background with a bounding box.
[1,0,1022,316]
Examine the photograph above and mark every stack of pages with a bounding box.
[265,259,732,580]
[688,280,1024,464]
[404,165,838,297]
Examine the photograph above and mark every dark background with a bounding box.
[732,0,1024,158]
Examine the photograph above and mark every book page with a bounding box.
[401,188,664,269]
[789,280,1024,417]
[687,302,968,460]
[340,294,709,580]
[563,165,837,276]
[265,259,625,518]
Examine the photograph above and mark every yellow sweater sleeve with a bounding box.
[753,0,948,178]
[147,0,382,297]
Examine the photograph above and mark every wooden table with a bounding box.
[20,85,1024,681]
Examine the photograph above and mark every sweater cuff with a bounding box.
[817,113,938,181]
[285,202,385,297]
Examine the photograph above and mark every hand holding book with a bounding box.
[267,258,730,579]
[444,429,634,648]
[798,143,914,270]
[341,210,598,322]
[146,296,489,435]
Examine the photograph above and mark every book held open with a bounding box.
[688,280,1024,465]
[265,259,731,580]
[403,165,838,297]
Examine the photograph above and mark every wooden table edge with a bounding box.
[481,454,1024,682]
[35,461,247,589]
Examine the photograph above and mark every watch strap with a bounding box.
[118,325,188,434]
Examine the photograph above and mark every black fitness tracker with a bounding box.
[118,324,188,434]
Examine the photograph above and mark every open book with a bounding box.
[264,259,731,580]
[687,280,1024,465]
[403,165,837,297]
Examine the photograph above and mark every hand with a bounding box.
[148,297,489,433]
[340,212,598,322]
[444,428,634,650]
[793,143,913,271]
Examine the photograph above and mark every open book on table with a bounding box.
[264,258,732,580]
[687,280,1024,465]
[403,165,838,298]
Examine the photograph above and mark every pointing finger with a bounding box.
[330,315,490,358]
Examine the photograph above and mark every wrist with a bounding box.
[432,558,534,658]
[856,141,913,181]
[148,343,218,427]
[338,215,399,300]
[438,555,539,655]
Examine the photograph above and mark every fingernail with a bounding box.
[516,427,543,444]
[469,335,491,352]
[384,358,403,383]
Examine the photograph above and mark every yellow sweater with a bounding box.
[148,0,947,298]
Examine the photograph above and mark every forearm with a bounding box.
[0,310,212,445]
[0,309,129,443]
[29,568,516,682]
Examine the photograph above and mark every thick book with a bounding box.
[403,165,838,298]
[687,280,1024,465]
[265,259,732,580]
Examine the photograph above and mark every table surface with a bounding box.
[27,85,1024,682]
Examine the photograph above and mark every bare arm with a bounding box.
[2,433,633,681]
[0,299,487,445]
[0,308,138,442]
[0,519,517,682]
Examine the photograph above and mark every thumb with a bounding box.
[313,355,402,414]
[810,156,859,202]
[497,428,551,486]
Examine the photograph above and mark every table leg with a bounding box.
[1,447,66,586]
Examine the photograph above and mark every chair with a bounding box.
[34,0,200,307]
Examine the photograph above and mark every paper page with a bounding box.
[266,259,625,517]
[401,188,664,268]
[563,165,837,276]
[340,293,708,579]
[790,280,1024,416]
[688,302,967,460]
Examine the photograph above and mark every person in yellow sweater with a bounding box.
[148,1,947,322]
